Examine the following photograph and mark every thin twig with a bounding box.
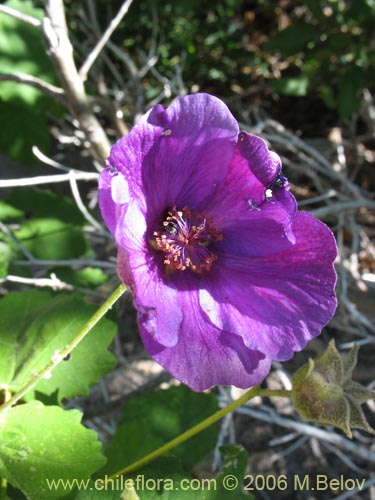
[32,146,74,172]
[0,222,35,261]
[68,170,108,234]
[235,404,375,463]
[14,258,116,269]
[320,440,369,474]
[0,274,73,291]
[0,172,98,188]
[243,119,365,200]
[297,189,338,207]
[0,4,42,30]
[212,412,234,471]
[79,0,135,81]
[311,200,375,219]
[341,296,375,334]
[270,435,309,464]
[335,476,375,500]
[107,41,139,78]
[0,72,65,104]
[269,431,300,447]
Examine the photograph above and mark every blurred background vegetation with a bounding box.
[1,0,375,164]
[105,0,375,120]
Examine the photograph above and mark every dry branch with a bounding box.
[79,0,135,81]
[43,0,111,164]
[0,72,65,104]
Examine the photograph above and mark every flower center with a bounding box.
[152,206,222,274]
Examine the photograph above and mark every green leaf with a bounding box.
[75,457,196,500]
[0,402,106,500]
[5,190,87,226]
[0,291,117,402]
[263,22,321,55]
[75,448,250,499]
[202,445,250,500]
[0,0,49,102]
[302,0,326,22]
[0,240,13,278]
[101,385,219,475]
[337,69,365,118]
[318,84,337,109]
[271,77,309,96]
[54,267,110,289]
[0,200,24,221]
[1,190,90,262]
[126,457,197,500]
[73,488,121,500]
[14,218,89,260]
[0,100,52,163]
[0,0,61,162]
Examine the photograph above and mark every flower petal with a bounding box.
[139,286,272,391]
[139,94,239,212]
[107,122,154,207]
[200,212,337,360]
[205,137,297,256]
[116,201,182,347]
[98,168,129,236]
[238,132,282,186]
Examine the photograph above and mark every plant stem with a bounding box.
[258,388,292,398]
[108,386,292,479]
[0,283,126,413]
[0,478,7,500]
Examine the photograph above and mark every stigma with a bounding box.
[152,206,222,274]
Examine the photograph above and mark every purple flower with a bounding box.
[99,93,337,392]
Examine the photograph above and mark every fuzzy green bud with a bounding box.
[291,340,375,438]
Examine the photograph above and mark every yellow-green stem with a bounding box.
[0,477,7,500]
[0,283,126,413]
[108,386,292,479]
[259,389,292,398]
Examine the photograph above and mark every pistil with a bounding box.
[152,206,222,274]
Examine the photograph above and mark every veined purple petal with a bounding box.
[107,121,156,207]
[142,94,239,212]
[238,132,282,187]
[199,212,337,360]
[140,285,272,392]
[116,201,182,347]
[109,94,239,217]
[205,138,297,256]
[98,168,129,236]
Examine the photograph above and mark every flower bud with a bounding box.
[291,340,375,438]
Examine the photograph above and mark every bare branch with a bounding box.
[0,72,65,104]
[14,258,116,270]
[107,41,139,78]
[79,0,135,81]
[68,171,108,234]
[311,200,375,219]
[43,0,111,164]
[0,222,34,261]
[0,172,98,188]
[32,146,73,172]
[235,404,375,464]
[0,274,74,291]
[335,477,375,500]
[0,3,42,30]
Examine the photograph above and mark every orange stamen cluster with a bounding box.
[152,206,222,274]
